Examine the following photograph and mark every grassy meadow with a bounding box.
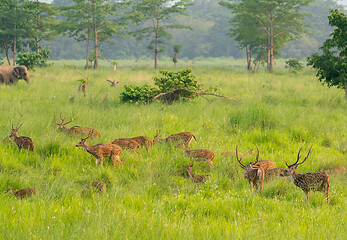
[0,59,346,239]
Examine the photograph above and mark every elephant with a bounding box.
[0,65,29,85]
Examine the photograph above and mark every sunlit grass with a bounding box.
[0,63,346,239]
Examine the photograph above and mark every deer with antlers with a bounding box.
[76,134,123,167]
[56,112,100,138]
[6,187,38,199]
[154,130,197,148]
[236,146,276,195]
[280,145,330,204]
[9,124,34,151]
[184,164,211,184]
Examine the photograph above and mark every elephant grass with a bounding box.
[0,64,346,239]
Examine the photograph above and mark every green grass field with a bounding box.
[0,60,346,239]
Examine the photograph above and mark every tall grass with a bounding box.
[0,63,346,239]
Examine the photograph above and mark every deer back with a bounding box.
[112,139,139,151]
[88,144,122,158]
[7,188,38,199]
[65,126,100,138]
[129,136,153,149]
[324,166,346,176]
[166,132,197,145]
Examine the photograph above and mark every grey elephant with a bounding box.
[0,65,29,85]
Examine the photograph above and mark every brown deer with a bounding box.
[184,164,211,183]
[10,124,34,151]
[6,187,38,199]
[91,181,107,193]
[76,135,123,167]
[323,166,346,176]
[56,112,100,138]
[154,130,197,148]
[280,145,330,204]
[178,144,215,168]
[221,148,254,158]
[120,136,153,150]
[236,145,276,195]
[265,168,286,181]
[111,138,139,152]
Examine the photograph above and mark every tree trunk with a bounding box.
[344,82,347,102]
[4,42,11,65]
[154,19,159,69]
[93,3,98,69]
[13,6,16,65]
[173,52,177,67]
[269,24,274,74]
[246,46,252,71]
[85,35,90,69]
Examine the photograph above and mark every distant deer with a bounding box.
[280,145,330,204]
[10,124,34,151]
[323,166,346,176]
[91,181,107,193]
[120,136,153,150]
[184,164,211,183]
[56,112,100,138]
[112,138,139,152]
[6,187,38,199]
[154,130,197,148]
[265,168,286,181]
[178,144,215,168]
[221,148,254,158]
[76,135,123,167]
[236,145,276,195]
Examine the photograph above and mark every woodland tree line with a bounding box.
[0,0,345,70]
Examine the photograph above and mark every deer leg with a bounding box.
[249,181,254,193]
[99,156,104,166]
[95,158,99,165]
[304,191,309,203]
[187,138,193,148]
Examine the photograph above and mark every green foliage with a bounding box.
[285,59,304,72]
[16,47,51,70]
[120,68,201,104]
[307,9,347,100]
[120,84,160,104]
[173,44,182,54]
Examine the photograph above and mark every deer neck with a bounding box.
[83,142,93,153]
[288,169,300,184]
[186,168,194,179]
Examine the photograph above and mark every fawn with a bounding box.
[178,144,215,168]
[91,181,107,193]
[221,148,254,158]
[10,124,34,151]
[154,130,197,148]
[56,112,100,138]
[6,187,38,199]
[76,135,123,167]
[119,136,153,150]
[112,138,139,152]
[236,145,276,195]
[184,164,211,183]
[280,145,330,204]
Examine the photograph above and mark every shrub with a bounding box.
[120,68,202,104]
[16,47,51,70]
[120,84,160,104]
[285,59,304,72]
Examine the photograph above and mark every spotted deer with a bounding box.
[280,145,330,204]
[184,164,211,183]
[323,166,346,176]
[56,112,100,138]
[6,187,38,199]
[221,148,254,158]
[236,146,276,195]
[76,135,123,167]
[111,138,139,152]
[122,136,153,150]
[178,144,215,168]
[154,130,197,148]
[10,124,34,151]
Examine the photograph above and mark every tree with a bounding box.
[132,0,193,69]
[307,9,347,102]
[220,0,313,73]
[60,0,129,69]
[172,44,181,67]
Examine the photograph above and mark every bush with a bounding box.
[285,59,304,72]
[16,47,51,70]
[120,84,160,104]
[120,68,202,104]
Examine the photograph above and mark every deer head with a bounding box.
[56,112,74,132]
[76,135,90,147]
[10,123,22,137]
[153,129,162,143]
[280,144,312,177]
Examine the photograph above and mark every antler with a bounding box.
[56,112,65,125]
[64,113,74,125]
[255,145,260,163]
[236,145,246,169]
[296,144,313,166]
[286,144,306,168]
